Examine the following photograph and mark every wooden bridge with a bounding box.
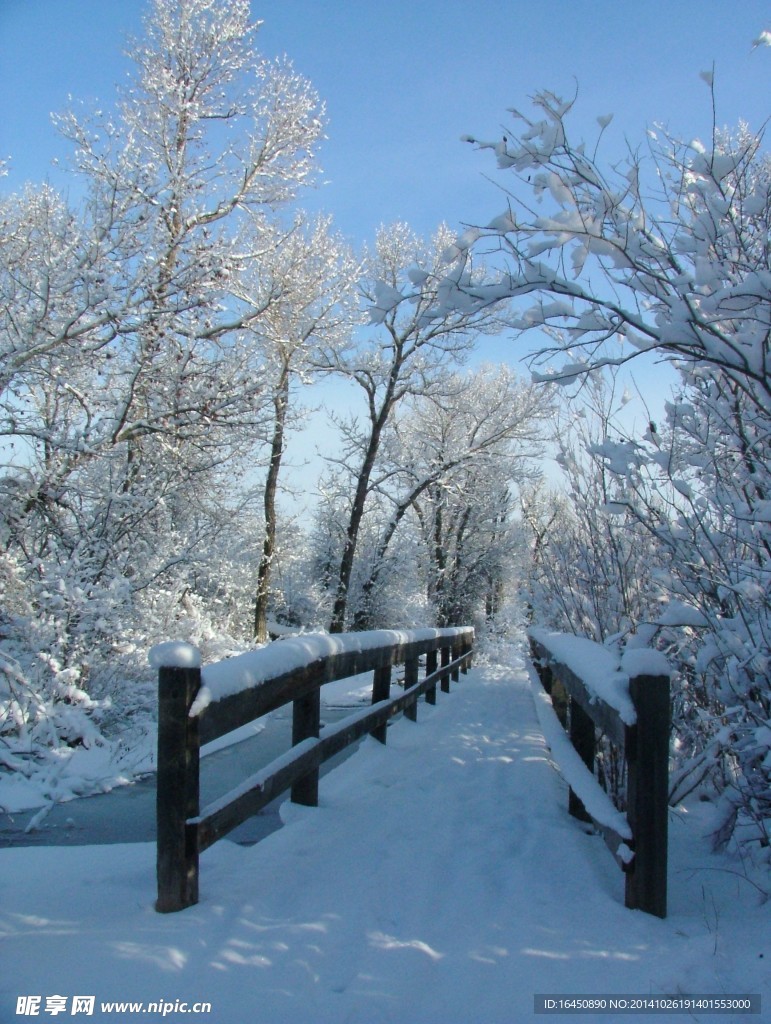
[153,628,474,913]
[153,626,670,917]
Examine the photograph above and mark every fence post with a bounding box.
[291,683,321,806]
[532,649,552,694]
[538,661,568,728]
[624,673,670,918]
[451,642,461,683]
[425,649,438,705]
[371,664,392,743]
[440,645,451,693]
[404,655,419,721]
[461,635,472,674]
[568,700,595,823]
[156,665,200,913]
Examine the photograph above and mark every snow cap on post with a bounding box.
[148,641,203,670]
[621,647,671,679]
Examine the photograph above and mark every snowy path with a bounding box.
[1,654,767,1023]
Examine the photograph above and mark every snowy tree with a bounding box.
[523,372,666,643]
[1,0,325,580]
[319,222,503,632]
[420,88,770,847]
[351,365,548,629]
[0,0,329,773]
[51,0,323,452]
[240,215,359,642]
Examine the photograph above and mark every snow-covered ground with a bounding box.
[1,649,767,1023]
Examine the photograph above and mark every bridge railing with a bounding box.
[153,627,474,913]
[528,628,670,918]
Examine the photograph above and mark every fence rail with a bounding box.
[528,630,670,918]
[155,627,474,913]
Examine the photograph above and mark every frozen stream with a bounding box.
[0,705,360,848]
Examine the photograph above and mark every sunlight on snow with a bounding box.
[468,945,510,965]
[521,945,641,962]
[1,912,79,936]
[218,945,273,968]
[112,941,188,971]
[369,931,445,962]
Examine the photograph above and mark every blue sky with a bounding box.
[1,0,769,246]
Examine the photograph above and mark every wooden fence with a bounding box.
[528,631,670,918]
[156,627,474,912]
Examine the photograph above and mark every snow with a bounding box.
[369,280,405,322]
[200,718,266,758]
[657,599,709,628]
[193,700,392,825]
[0,737,154,813]
[527,662,632,840]
[0,635,447,815]
[320,669,376,706]
[528,628,637,726]
[147,641,202,670]
[599,500,630,516]
[1,651,767,1024]
[621,647,672,679]
[191,628,468,716]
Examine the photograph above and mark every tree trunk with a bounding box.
[329,444,376,633]
[352,471,447,631]
[329,389,394,633]
[432,489,448,626]
[254,365,289,642]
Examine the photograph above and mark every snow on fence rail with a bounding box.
[528,628,671,918]
[151,627,474,913]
